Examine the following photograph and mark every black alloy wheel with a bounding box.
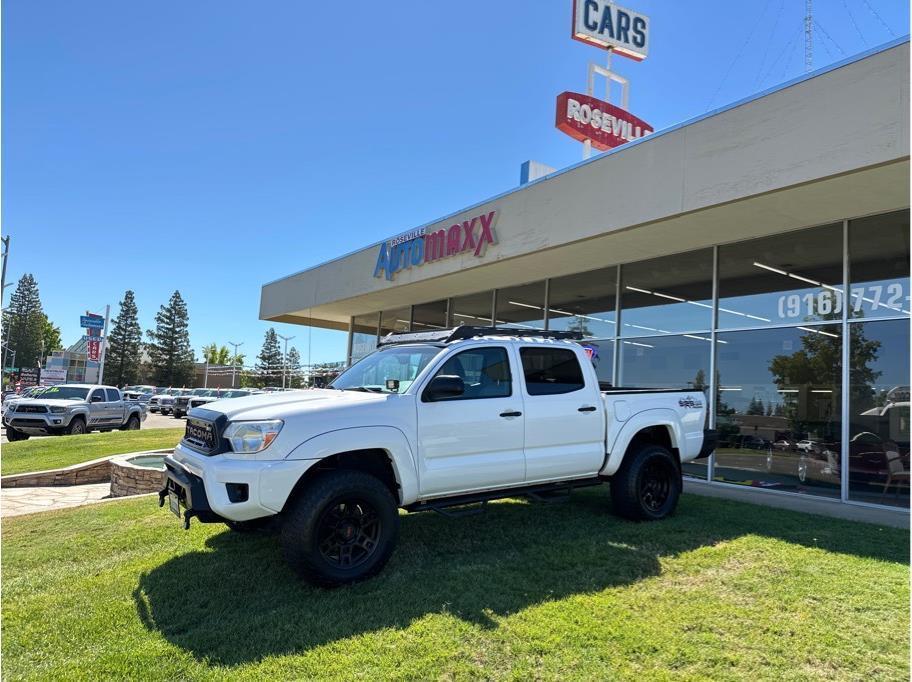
[610,443,682,520]
[316,498,383,570]
[638,456,675,513]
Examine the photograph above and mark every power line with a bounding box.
[841,0,869,45]
[707,0,774,109]
[760,26,802,87]
[814,19,846,56]
[754,0,787,88]
[860,0,896,37]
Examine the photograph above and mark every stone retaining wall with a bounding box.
[109,454,167,497]
[1,450,172,489]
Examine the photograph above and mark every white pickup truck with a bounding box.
[160,327,715,586]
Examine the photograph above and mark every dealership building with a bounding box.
[261,39,910,514]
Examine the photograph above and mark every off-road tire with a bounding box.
[5,427,29,441]
[281,469,399,587]
[610,443,681,521]
[65,417,87,436]
[122,414,141,431]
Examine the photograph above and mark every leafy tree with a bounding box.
[146,291,195,386]
[2,274,46,368]
[255,328,283,387]
[106,290,144,386]
[40,317,62,359]
[286,346,302,388]
[202,343,233,366]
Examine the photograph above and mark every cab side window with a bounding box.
[520,347,585,395]
[427,347,512,400]
[105,388,121,402]
[90,388,106,402]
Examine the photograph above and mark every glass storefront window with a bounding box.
[620,249,712,336]
[451,291,494,327]
[411,300,448,331]
[718,222,843,329]
[617,333,711,480]
[350,312,380,363]
[849,210,910,320]
[547,266,617,339]
[714,325,842,499]
[379,307,411,337]
[495,281,545,329]
[847,319,910,508]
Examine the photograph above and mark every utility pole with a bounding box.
[97,304,111,385]
[804,0,813,73]
[228,340,243,388]
[1,235,9,303]
[278,334,295,389]
[203,349,210,388]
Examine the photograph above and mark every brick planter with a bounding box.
[109,453,168,497]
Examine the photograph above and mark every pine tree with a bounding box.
[106,290,144,386]
[2,274,46,368]
[255,328,283,387]
[146,291,195,386]
[286,346,302,388]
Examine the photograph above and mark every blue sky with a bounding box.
[3,0,908,366]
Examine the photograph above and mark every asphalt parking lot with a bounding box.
[1,411,181,445]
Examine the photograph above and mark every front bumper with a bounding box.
[4,413,69,434]
[160,442,320,525]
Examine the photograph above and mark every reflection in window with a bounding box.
[718,223,843,329]
[580,339,614,389]
[450,291,494,327]
[495,281,545,329]
[350,312,380,363]
[379,307,411,338]
[411,300,448,331]
[714,326,842,499]
[433,347,512,400]
[547,266,617,339]
[620,249,712,336]
[848,319,910,508]
[849,210,910,320]
[618,334,711,480]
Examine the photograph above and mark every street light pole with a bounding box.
[277,334,295,389]
[228,341,243,388]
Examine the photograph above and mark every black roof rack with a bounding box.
[377,325,583,347]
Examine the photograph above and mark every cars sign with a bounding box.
[571,0,650,61]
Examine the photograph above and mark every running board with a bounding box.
[404,477,604,515]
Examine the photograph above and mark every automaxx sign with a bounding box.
[374,210,498,281]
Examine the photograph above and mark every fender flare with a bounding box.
[286,426,419,505]
[601,409,683,477]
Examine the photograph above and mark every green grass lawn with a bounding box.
[0,428,183,476]
[2,491,908,681]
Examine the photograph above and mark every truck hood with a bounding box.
[194,388,389,421]
[12,398,85,409]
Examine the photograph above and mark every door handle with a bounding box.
[578,406,597,412]
[499,410,522,418]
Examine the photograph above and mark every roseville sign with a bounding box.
[571,0,649,61]
[373,210,498,281]
[556,92,652,150]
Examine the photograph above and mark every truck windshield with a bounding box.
[330,345,442,393]
[36,386,89,401]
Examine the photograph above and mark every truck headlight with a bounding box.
[49,406,67,414]
[223,420,283,454]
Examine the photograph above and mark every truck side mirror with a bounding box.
[423,375,465,402]
[91,395,103,402]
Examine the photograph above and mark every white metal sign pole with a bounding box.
[97,304,110,386]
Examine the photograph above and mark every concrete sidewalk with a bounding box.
[1,483,113,518]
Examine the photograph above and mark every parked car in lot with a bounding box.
[172,388,215,419]
[150,388,188,415]
[4,384,147,440]
[796,439,818,453]
[161,326,715,586]
[772,439,794,451]
[2,385,47,418]
[186,389,253,411]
